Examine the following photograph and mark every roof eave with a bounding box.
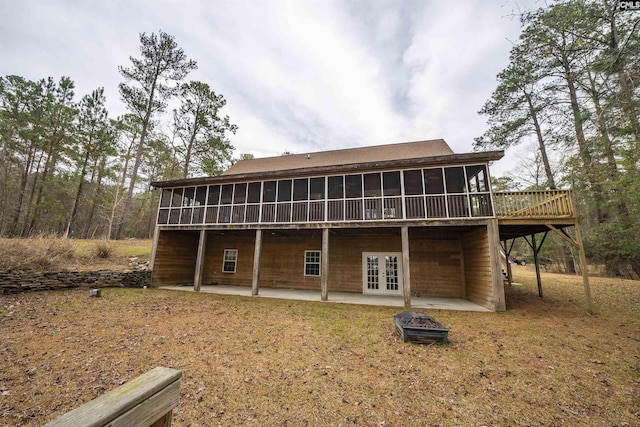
[151,150,505,188]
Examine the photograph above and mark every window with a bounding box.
[465,165,489,192]
[220,184,233,204]
[160,189,172,207]
[304,250,321,276]
[263,181,277,202]
[309,177,325,200]
[195,187,207,206]
[247,182,261,203]
[171,188,183,207]
[328,175,344,199]
[293,178,309,201]
[403,170,423,195]
[222,249,237,273]
[208,185,221,205]
[234,183,247,204]
[183,187,195,206]
[278,180,292,202]
[424,169,445,194]
[445,167,467,193]
[345,175,362,198]
[383,171,401,196]
[364,173,381,197]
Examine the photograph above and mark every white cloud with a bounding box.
[0,0,529,175]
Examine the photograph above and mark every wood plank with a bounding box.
[45,367,181,427]
[193,230,207,292]
[252,229,262,296]
[321,228,329,301]
[401,226,411,308]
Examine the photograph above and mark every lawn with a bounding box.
[1,268,638,426]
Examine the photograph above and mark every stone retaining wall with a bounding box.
[0,270,151,294]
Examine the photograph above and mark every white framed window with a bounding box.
[304,250,321,276]
[222,249,238,273]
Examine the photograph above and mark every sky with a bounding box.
[0,0,536,177]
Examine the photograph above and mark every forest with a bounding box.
[0,31,238,241]
[475,0,639,278]
[0,1,638,277]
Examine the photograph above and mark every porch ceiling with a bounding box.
[498,222,574,241]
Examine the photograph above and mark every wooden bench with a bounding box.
[44,367,181,427]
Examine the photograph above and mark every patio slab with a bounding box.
[159,285,491,312]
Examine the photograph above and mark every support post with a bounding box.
[531,233,543,298]
[149,226,160,272]
[545,223,593,313]
[193,230,207,292]
[573,222,593,313]
[252,229,262,296]
[321,228,329,301]
[487,219,506,311]
[502,239,515,286]
[401,226,411,308]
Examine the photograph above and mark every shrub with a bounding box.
[92,241,115,259]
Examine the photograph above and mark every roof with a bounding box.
[223,139,454,176]
[151,139,504,188]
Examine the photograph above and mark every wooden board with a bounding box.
[44,367,181,427]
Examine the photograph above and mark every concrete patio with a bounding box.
[159,285,491,312]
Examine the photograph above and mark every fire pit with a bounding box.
[394,311,449,344]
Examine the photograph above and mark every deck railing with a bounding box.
[158,192,494,226]
[493,190,575,219]
[45,367,181,427]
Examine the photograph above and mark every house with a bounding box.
[149,139,591,312]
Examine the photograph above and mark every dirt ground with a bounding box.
[1,268,638,426]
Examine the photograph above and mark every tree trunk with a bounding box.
[560,52,607,223]
[524,91,556,189]
[65,150,91,237]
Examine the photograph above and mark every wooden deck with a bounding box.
[494,190,576,240]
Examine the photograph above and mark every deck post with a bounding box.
[573,222,594,313]
[401,226,411,308]
[252,229,262,296]
[487,219,506,311]
[321,228,329,301]
[149,226,160,272]
[531,233,543,298]
[501,239,515,286]
[193,230,207,292]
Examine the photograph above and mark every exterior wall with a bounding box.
[408,228,465,298]
[260,230,323,290]
[151,225,498,308]
[190,228,468,297]
[202,232,256,287]
[151,230,199,287]
[462,225,494,309]
[328,230,402,292]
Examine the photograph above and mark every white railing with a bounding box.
[157,192,495,226]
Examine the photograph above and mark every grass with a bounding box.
[0,237,152,271]
[0,267,638,426]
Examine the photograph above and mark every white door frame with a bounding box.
[362,252,403,295]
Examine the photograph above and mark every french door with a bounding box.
[362,252,403,295]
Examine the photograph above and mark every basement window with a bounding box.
[222,249,238,273]
[304,250,321,276]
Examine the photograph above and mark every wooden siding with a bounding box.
[408,229,465,298]
[151,227,494,305]
[202,232,256,287]
[259,230,323,290]
[462,226,494,309]
[151,230,199,287]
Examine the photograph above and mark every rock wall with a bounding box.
[0,270,151,294]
